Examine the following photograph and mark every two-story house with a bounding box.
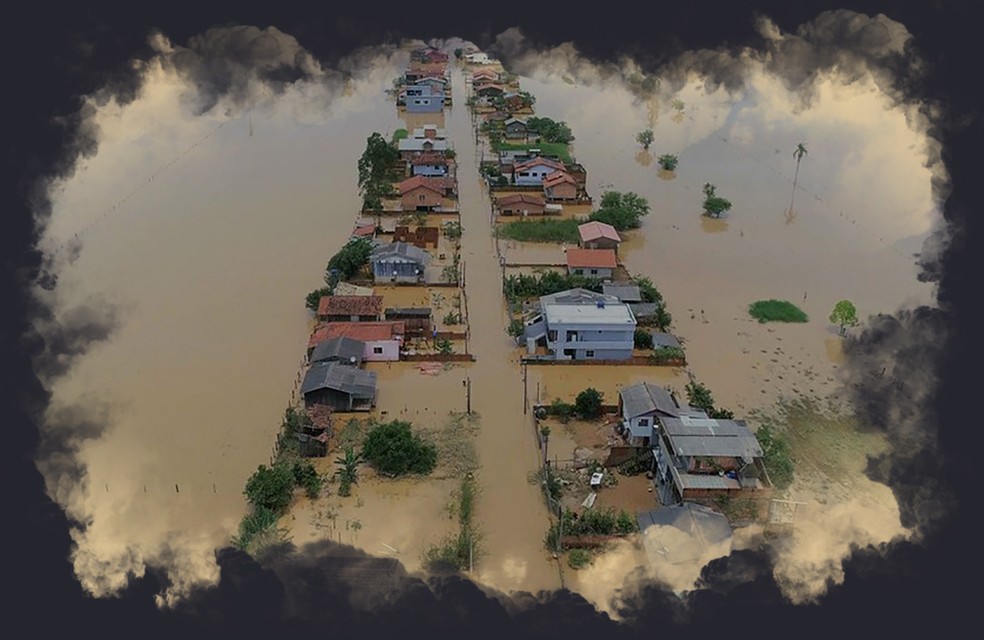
[618,381,694,447]
[522,288,636,360]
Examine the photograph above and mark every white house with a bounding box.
[522,288,636,360]
[513,157,567,186]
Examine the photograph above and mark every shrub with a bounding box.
[292,460,322,499]
[436,338,454,355]
[550,398,575,423]
[575,388,604,419]
[244,462,296,513]
[748,299,809,323]
[657,154,678,171]
[507,318,525,337]
[362,420,438,477]
[634,328,653,349]
[568,548,592,569]
[757,425,794,490]
[305,286,333,311]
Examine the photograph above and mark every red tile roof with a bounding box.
[497,193,546,207]
[410,152,449,166]
[398,175,448,195]
[578,221,622,243]
[513,157,566,173]
[352,224,376,238]
[309,321,405,348]
[542,170,577,188]
[566,248,618,269]
[317,295,383,317]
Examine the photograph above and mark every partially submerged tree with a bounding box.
[335,446,361,497]
[657,154,678,171]
[362,420,438,477]
[527,116,574,144]
[636,129,654,150]
[575,388,604,420]
[789,142,808,212]
[829,299,859,336]
[357,132,399,208]
[588,191,651,231]
[701,183,732,218]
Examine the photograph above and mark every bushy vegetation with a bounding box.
[503,271,603,302]
[748,299,809,323]
[685,380,735,419]
[334,446,361,497]
[701,183,732,218]
[391,128,409,142]
[424,476,481,572]
[492,141,572,163]
[575,388,604,419]
[658,154,678,171]
[634,328,653,349]
[435,338,454,355]
[442,221,463,239]
[829,299,859,335]
[587,191,650,231]
[358,131,400,211]
[244,461,297,513]
[756,425,794,490]
[325,237,374,282]
[305,286,332,312]
[632,275,672,331]
[545,507,637,549]
[507,317,525,337]
[549,398,575,423]
[496,218,580,243]
[527,116,575,144]
[636,129,654,150]
[649,346,686,365]
[362,420,438,477]
[567,548,592,569]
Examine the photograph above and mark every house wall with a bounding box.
[582,238,620,251]
[545,322,634,360]
[303,388,354,411]
[407,96,443,113]
[515,165,559,185]
[401,187,443,211]
[568,266,614,279]
[501,203,545,216]
[323,313,380,322]
[362,339,401,362]
[545,182,578,200]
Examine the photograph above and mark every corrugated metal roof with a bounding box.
[300,361,377,399]
[661,417,763,458]
[651,332,681,348]
[620,382,682,419]
[370,242,431,265]
[637,503,732,565]
[539,288,614,306]
[603,283,641,302]
[309,337,366,365]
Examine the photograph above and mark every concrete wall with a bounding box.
[407,96,443,113]
[568,266,614,279]
[401,186,443,211]
[363,339,401,362]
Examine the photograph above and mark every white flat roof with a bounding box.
[544,302,635,325]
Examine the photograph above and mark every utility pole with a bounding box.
[463,377,471,415]
[523,362,528,414]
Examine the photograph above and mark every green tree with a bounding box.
[657,154,678,171]
[335,446,361,497]
[587,191,651,231]
[292,460,322,499]
[357,132,399,195]
[436,338,454,355]
[550,398,575,423]
[634,328,654,349]
[636,129,654,150]
[507,318,525,337]
[685,380,716,414]
[702,183,732,218]
[305,286,332,311]
[326,236,374,281]
[244,462,296,513]
[829,299,859,336]
[362,420,438,477]
[575,388,604,419]
[527,116,574,144]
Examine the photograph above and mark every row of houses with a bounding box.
[396,46,452,112]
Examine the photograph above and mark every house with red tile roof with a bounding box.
[513,157,567,186]
[317,295,384,322]
[410,152,451,177]
[399,175,454,211]
[496,193,546,216]
[308,321,405,361]
[577,221,622,252]
[565,248,618,280]
[542,170,578,200]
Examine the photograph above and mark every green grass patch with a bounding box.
[497,218,580,243]
[748,299,809,323]
[494,141,572,164]
[392,128,409,141]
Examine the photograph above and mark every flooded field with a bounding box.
[33,32,942,610]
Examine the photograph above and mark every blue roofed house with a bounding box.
[370,242,431,284]
[522,288,636,361]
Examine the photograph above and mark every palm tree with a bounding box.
[789,142,808,213]
[335,447,361,496]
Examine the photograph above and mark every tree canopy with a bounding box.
[636,129,654,150]
[829,299,859,335]
[527,116,574,144]
[357,132,399,207]
[575,388,604,419]
[326,236,374,282]
[362,420,437,477]
[244,462,296,513]
[701,183,732,217]
[587,191,651,231]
